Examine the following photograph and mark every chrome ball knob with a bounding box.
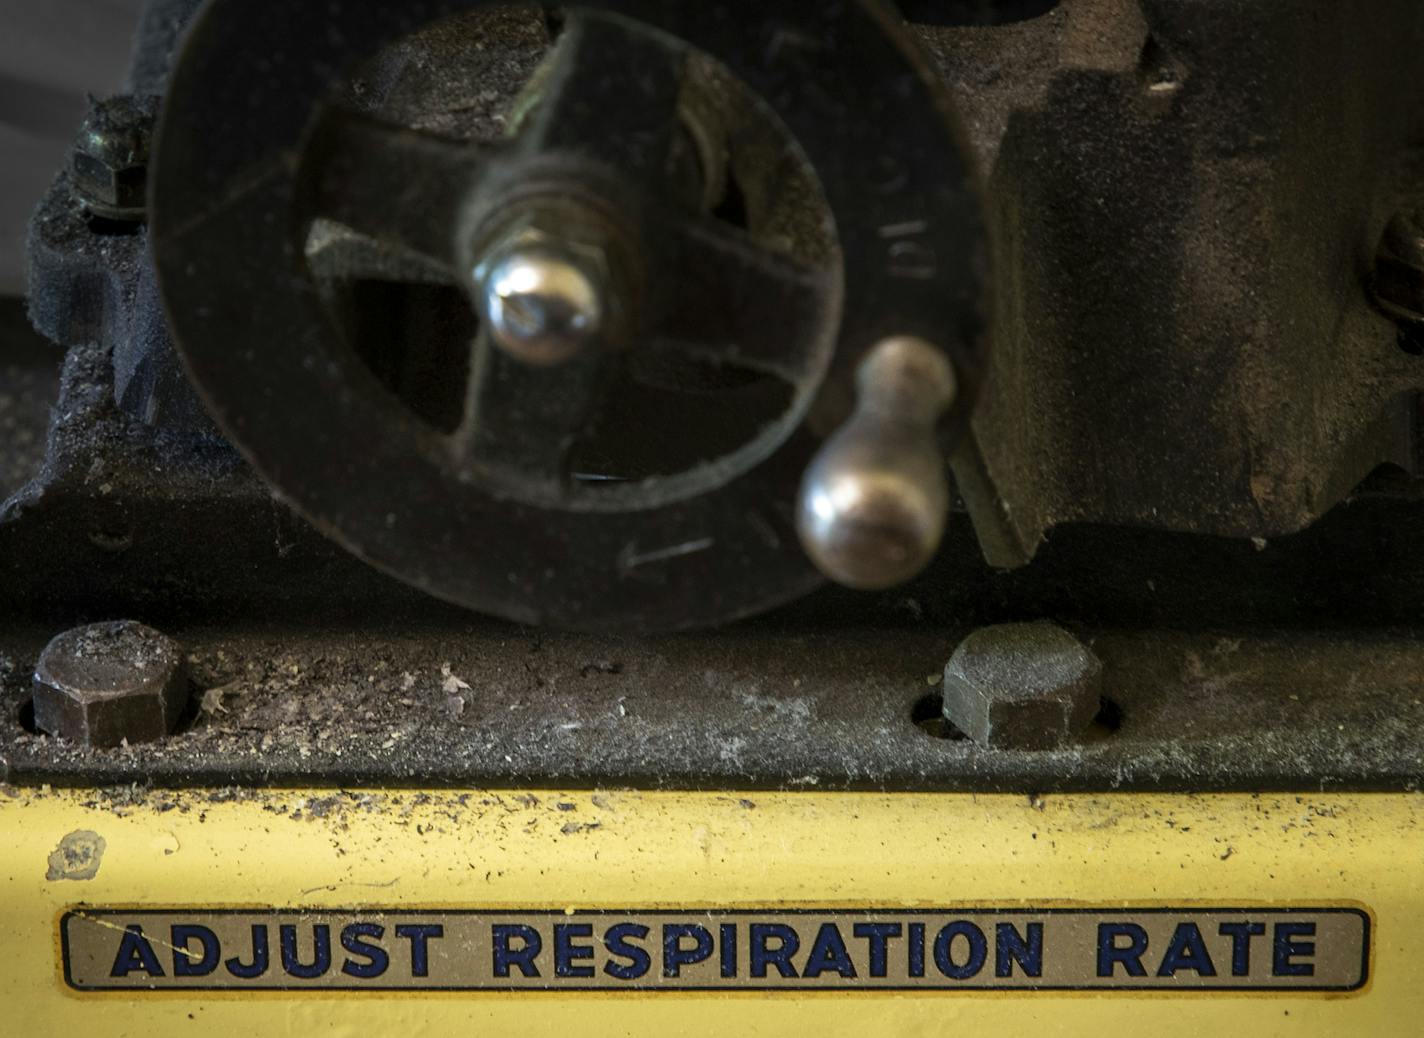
[477,242,606,367]
[797,336,958,590]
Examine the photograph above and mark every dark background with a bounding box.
[1,0,145,294]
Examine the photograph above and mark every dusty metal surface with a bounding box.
[11,336,1424,628]
[0,620,1420,792]
[7,2,1424,793]
[24,0,1424,618]
[4,335,1424,794]
[921,1,1424,560]
[0,300,58,500]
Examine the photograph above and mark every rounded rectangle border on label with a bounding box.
[58,905,1372,995]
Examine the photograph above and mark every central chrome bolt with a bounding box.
[476,238,608,367]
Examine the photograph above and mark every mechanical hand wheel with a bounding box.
[151,0,987,631]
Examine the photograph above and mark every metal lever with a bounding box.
[796,336,957,590]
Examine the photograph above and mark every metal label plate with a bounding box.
[61,907,1370,993]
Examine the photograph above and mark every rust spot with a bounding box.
[46,829,107,881]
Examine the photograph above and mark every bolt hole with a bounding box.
[898,0,1061,25]
[83,213,143,237]
[171,682,204,736]
[1398,328,1424,356]
[18,699,44,736]
[1138,38,1179,92]
[1083,697,1124,743]
[911,692,967,740]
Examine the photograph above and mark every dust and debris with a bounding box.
[345,5,551,143]
[46,829,106,881]
[199,681,243,716]
[9,786,647,866]
[0,302,59,503]
[0,623,1419,793]
[440,663,471,695]
[735,686,814,725]
[55,621,178,673]
[718,737,747,765]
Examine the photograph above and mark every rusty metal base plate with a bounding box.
[1,622,1421,792]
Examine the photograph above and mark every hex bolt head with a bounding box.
[71,96,156,222]
[942,622,1103,751]
[32,622,190,749]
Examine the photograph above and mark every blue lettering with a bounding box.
[171,924,220,977]
[603,923,651,981]
[995,922,1043,978]
[1219,922,1266,976]
[720,923,738,978]
[279,924,331,979]
[395,924,443,978]
[554,923,595,978]
[749,923,800,979]
[110,925,165,978]
[1157,922,1217,977]
[663,924,714,978]
[492,924,541,978]
[340,923,389,979]
[803,923,857,979]
[853,923,901,979]
[1097,923,1149,978]
[933,922,987,980]
[225,925,268,979]
[1273,923,1316,977]
[908,922,925,978]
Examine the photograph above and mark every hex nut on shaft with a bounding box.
[32,622,190,748]
[942,622,1103,751]
[71,95,156,223]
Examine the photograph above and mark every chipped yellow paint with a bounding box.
[0,787,1421,1033]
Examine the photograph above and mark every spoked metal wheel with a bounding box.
[151,0,987,631]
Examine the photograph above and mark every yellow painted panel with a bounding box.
[0,786,1420,1034]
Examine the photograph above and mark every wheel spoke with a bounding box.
[307,107,494,269]
[642,212,840,384]
[304,219,453,285]
[456,330,614,493]
[519,11,688,188]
